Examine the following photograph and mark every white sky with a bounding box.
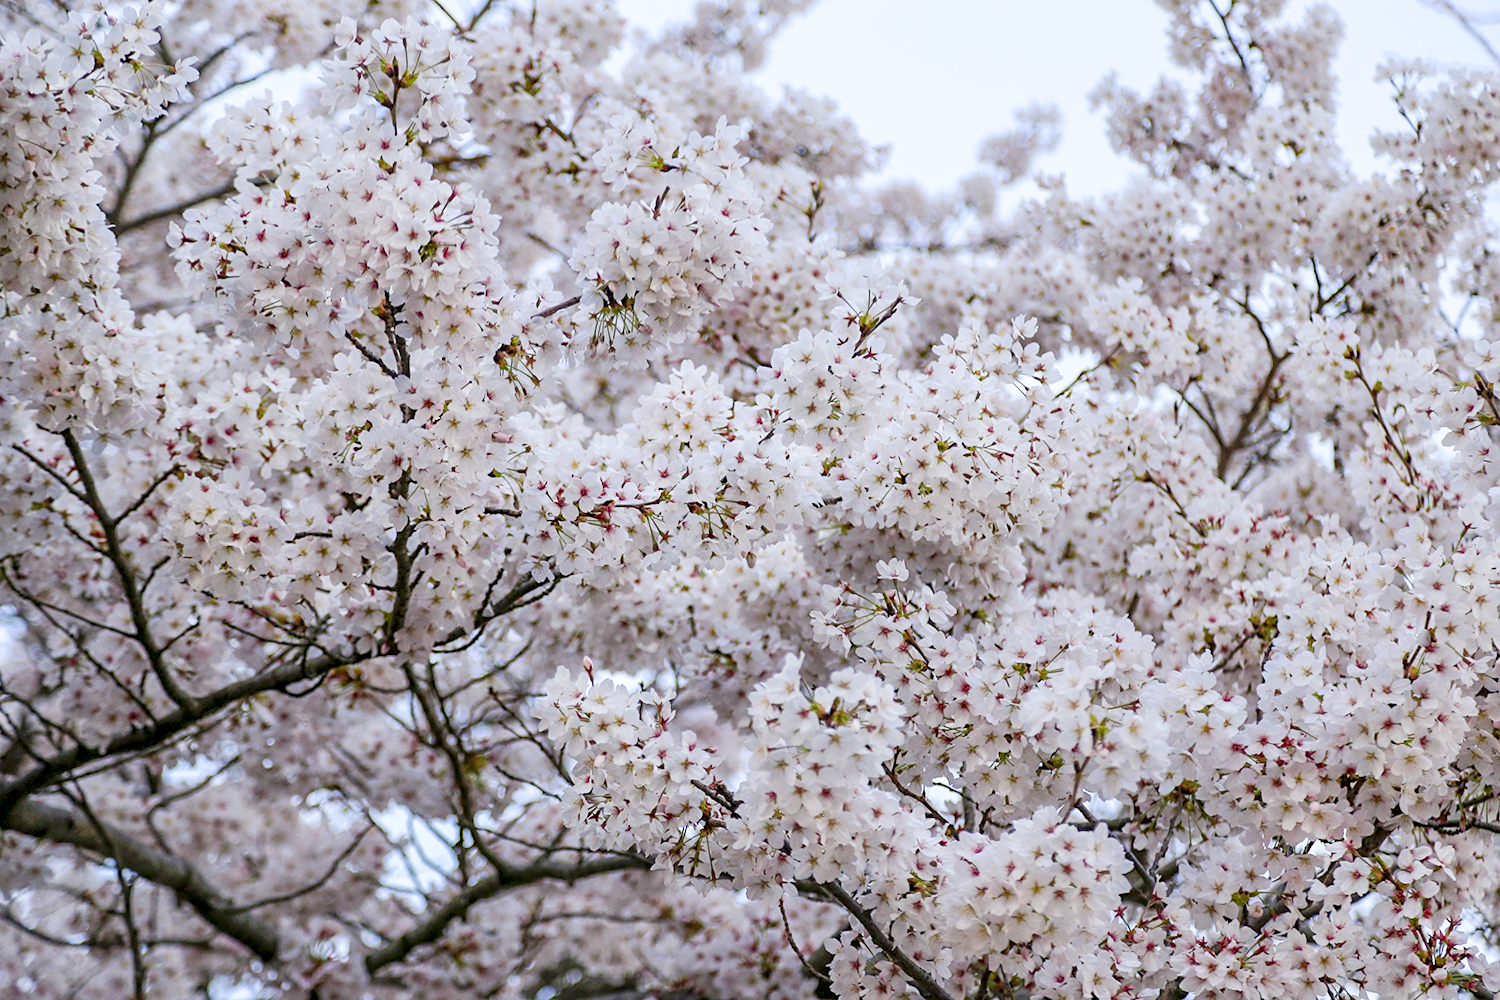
[615,0,1500,196]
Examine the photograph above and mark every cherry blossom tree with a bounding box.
[3,0,1500,997]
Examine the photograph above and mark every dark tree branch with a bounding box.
[3,797,280,962]
[58,429,193,709]
[533,295,583,319]
[113,178,258,236]
[797,879,956,1000]
[0,648,365,816]
[364,853,651,973]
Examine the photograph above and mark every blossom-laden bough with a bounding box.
[3,1,1500,998]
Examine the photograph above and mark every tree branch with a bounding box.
[364,853,651,973]
[3,797,280,962]
[0,648,365,817]
[59,429,194,710]
[1422,0,1500,68]
[797,879,956,1000]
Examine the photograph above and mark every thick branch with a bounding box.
[3,797,279,962]
[0,570,550,814]
[113,178,254,236]
[0,649,362,816]
[365,853,651,973]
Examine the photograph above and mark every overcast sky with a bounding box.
[615,0,1500,196]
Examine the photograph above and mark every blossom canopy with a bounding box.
[2,1,1500,999]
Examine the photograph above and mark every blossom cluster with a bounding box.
[0,0,196,429]
[570,116,771,360]
[8,1,1500,999]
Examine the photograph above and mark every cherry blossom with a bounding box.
[4,1,1500,999]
